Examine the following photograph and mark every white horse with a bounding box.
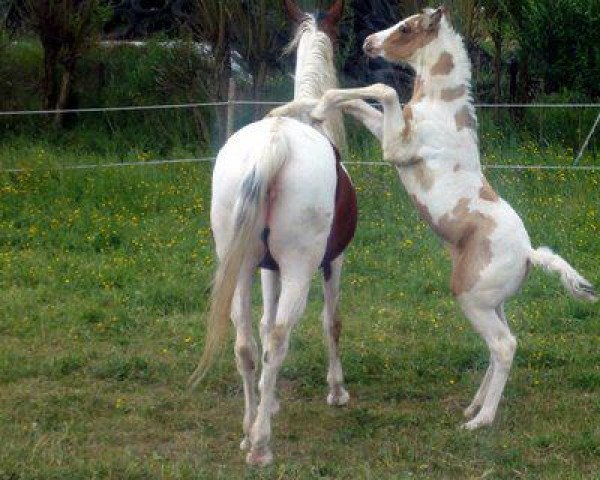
[272,6,597,430]
[190,0,357,466]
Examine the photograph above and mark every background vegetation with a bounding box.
[0,0,599,155]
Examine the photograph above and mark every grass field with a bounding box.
[0,138,598,479]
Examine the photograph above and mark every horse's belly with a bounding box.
[320,165,357,278]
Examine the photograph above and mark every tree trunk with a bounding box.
[492,27,502,120]
[252,61,268,121]
[42,43,59,110]
[515,58,530,121]
[508,57,518,120]
[212,20,231,147]
[214,46,231,146]
[54,60,75,128]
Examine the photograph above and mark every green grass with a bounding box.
[0,137,598,479]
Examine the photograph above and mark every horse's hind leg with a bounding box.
[459,297,516,430]
[259,268,281,415]
[259,269,280,351]
[463,356,494,419]
[233,261,260,451]
[247,269,313,466]
[464,303,507,419]
[322,255,349,406]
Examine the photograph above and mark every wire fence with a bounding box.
[3,157,600,174]
[1,101,599,116]
[1,100,599,173]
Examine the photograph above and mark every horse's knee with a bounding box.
[235,343,257,373]
[490,334,517,369]
[263,324,288,364]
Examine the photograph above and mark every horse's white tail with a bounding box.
[189,121,289,389]
[529,246,597,302]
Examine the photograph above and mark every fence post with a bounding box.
[226,78,236,139]
[573,110,600,165]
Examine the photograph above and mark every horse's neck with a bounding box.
[407,26,481,173]
[293,33,346,150]
[410,25,474,109]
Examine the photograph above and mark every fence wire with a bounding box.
[1,100,598,173]
[2,157,600,174]
[0,101,599,116]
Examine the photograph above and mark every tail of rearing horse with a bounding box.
[529,247,597,302]
[189,121,289,389]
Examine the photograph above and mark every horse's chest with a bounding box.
[260,146,358,280]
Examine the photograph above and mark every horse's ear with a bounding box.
[425,6,444,30]
[282,0,306,24]
[323,0,344,27]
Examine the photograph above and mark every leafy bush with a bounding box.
[520,0,600,99]
[1,40,213,154]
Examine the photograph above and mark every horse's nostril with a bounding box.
[363,37,379,57]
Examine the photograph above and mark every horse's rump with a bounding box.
[259,143,357,279]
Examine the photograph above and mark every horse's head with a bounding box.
[283,0,344,46]
[363,6,449,65]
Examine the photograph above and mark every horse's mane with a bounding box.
[286,16,346,150]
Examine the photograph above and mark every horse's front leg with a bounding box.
[338,100,383,141]
[311,84,405,163]
[267,99,319,122]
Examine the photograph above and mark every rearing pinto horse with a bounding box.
[190,0,357,466]
[272,6,597,430]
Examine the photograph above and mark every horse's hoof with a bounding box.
[240,436,251,451]
[460,414,493,430]
[463,404,479,419]
[327,387,350,406]
[246,447,273,466]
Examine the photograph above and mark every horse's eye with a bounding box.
[400,24,411,34]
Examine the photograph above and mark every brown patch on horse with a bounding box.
[411,75,426,103]
[436,198,497,296]
[455,105,476,131]
[330,309,342,345]
[402,105,413,141]
[453,163,461,172]
[441,84,466,102]
[321,144,358,280]
[382,16,440,61]
[479,177,499,202]
[431,52,454,76]
[410,194,434,225]
[236,345,255,372]
[406,157,434,191]
[415,163,435,191]
[410,195,497,295]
